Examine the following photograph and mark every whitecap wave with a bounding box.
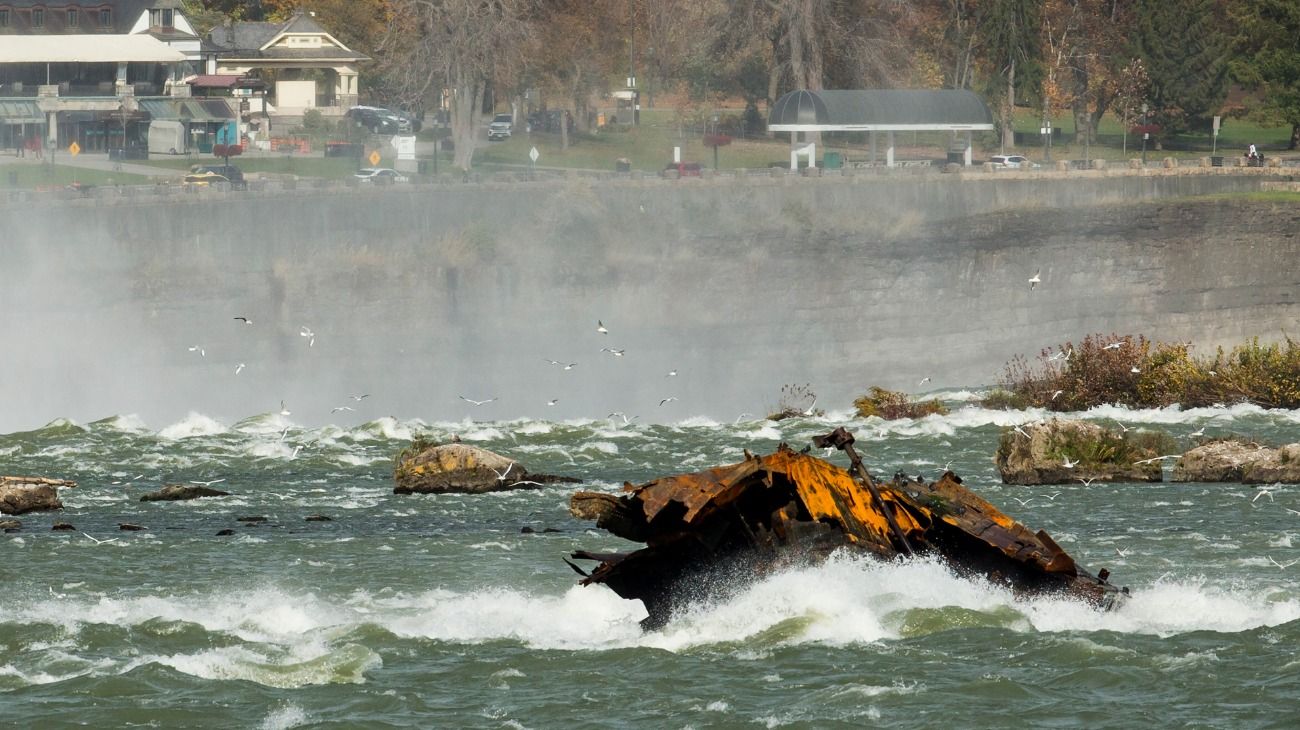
[157,412,228,440]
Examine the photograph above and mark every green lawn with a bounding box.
[135,154,367,178]
[0,163,151,188]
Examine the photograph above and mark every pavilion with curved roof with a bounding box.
[768,89,995,168]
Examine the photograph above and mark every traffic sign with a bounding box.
[68,141,80,156]
[368,150,381,166]
[529,146,539,162]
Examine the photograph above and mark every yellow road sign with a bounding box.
[368,150,381,166]
[68,141,81,156]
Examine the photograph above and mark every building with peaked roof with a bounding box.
[203,12,367,119]
[768,89,995,168]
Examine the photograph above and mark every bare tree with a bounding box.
[379,0,534,171]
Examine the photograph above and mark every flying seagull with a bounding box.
[190,478,226,487]
[81,533,119,546]
[233,317,252,325]
[459,395,498,406]
[331,405,355,413]
[350,394,370,401]
[1103,342,1124,350]
[918,376,931,387]
[279,401,291,416]
[1051,390,1064,400]
[1189,426,1206,437]
[659,396,678,406]
[300,327,315,347]
[188,345,205,357]
[547,399,559,406]
[235,363,245,375]
[1268,556,1299,569]
[601,347,625,357]
[666,369,678,377]
[1131,366,1142,374]
[1028,269,1041,290]
[596,320,608,335]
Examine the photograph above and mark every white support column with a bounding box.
[886,130,895,167]
[46,111,57,147]
[964,130,973,166]
[870,131,877,164]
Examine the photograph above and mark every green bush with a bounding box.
[988,334,1300,410]
[853,386,949,420]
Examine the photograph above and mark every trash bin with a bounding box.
[824,151,843,170]
[1211,156,1224,167]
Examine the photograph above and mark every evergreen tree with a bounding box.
[1230,0,1300,149]
[981,0,1043,151]
[1132,0,1231,136]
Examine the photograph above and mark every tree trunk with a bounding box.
[1001,58,1016,151]
[1072,63,1090,145]
[451,76,483,171]
[1291,123,1299,150]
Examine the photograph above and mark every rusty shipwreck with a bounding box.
[567,428,1126,629]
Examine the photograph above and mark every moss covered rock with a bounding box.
[995,419,1169,485]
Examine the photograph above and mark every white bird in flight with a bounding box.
[81,532,119,545]
[233,317,252,325]
[1131,366,1141,374]
[459,395,497,406]
[350,394,370,401]
[546,399,559,406]
[1189,426,1206,437]
[190,478,226,487]
[1268,556,1298,569]
[918,376,931,387]
[1103,342,1124,350]
[1051,390,1064,400]
[188,345,205,357]
[659,396,678,406]
[1253,487,1276,503]
[279,401,291,416]
[1028,269,1041,290]
[1062,456,1079,469]
[1078,477,1096,486]
[601,347,625,357]
[300,327,315,347]
[331,405,354,413]
[235,363,245,375]
[666,369,678,377]
[596,320,608,334]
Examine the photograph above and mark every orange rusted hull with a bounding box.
[568,443,1126,629]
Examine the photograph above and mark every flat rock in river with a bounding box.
[1172,440,1300,483]
[394,442,578,494]
[995,419,1164,485]
[140,484,231,502]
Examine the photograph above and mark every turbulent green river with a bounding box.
[3,398,1299,728]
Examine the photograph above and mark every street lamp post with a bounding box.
[1141,103,1148,165]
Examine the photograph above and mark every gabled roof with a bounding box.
[206,13,368,62]
[768,89,995,132]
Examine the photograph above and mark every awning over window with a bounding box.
[139,98,235,122]
[0,100,43,124]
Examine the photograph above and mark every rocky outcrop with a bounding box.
[1172,440,1300,483]
[140,484,231,502]
[996,419,1166,485]
[0,519,21,531]
[1,476,75,515]
[393,442,579,495]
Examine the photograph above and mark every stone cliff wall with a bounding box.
[1,173,1296,430]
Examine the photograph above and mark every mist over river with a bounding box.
[3,176,1300,726]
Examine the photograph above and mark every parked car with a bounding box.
[189,164,246,190]
[346,105,417,134]
[487,113,513,141]
[353,167,409,184]
[662,161,703,177]
[989,154,1041,169]
[182,172,230,190]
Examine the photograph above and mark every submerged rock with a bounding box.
[0,519,21,530]
[393,442,578,495]
[304,514,332,522]
[1173,440,1300,483]
[216,528,235,536]
[51,522,75,531]
[1,476,75,515]
[140,484,231,502]
[118,523,147,531]
[996,419,1166,485]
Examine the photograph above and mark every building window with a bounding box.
[32,7,44,27]
[67,8,78,26]
[0,9,9,27]
[100,8,110,27]
[148,8,173,28]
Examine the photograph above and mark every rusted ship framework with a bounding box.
[568,428,1126,629]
